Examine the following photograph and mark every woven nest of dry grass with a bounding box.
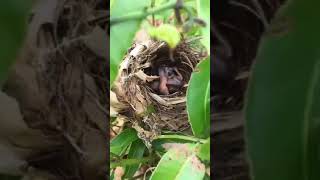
[112,38,206,146]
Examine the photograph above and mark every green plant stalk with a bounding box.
[182,5,194,19]
[155,135,206,144]
[110,1,176,25]
[111,157,154,169]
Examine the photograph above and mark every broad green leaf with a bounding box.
[246,1,320,180]
[124,139,146,178]
[152,134,207,155]
[150,144,205,180]
[187,57,210,138]
[174,155,205,180]
[110,128,138,156]
[197,0,210,52]
[152,138,194,155]
[110,0,149,86]
[0,1,32,86]
[196,138,210,162]
[148,24,181,48]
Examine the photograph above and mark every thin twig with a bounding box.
[219,22,256,41]
[179,52,195,70]
[55,125,87,156]
[143,167,156,180]
[63,132,87,155]
[229,0,268,29]
[86,86,109,116]
[131,172,146,180]
[212,24,233,58]
[250,0,269,29]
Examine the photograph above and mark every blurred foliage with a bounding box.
[0,0,32,178]
[246,1,320,179]
[0,175,20,180]
[0,0,32,86]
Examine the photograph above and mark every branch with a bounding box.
[156,134,207,143]
[110,1,176,25]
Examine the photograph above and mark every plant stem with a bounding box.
[110,157,154,169]
[110,1,176,25]
[130,172,146,180]
[155,134,206,143]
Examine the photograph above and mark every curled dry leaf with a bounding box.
[110,90,127,117]
[134,70,159,83]
[111,116,126,138]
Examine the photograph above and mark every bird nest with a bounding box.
[112,38,206,146]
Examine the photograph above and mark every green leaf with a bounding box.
[110,0,149,86]
[186,57,210,138]
[111,157,152,169]
[246,1,320,180]
[148,24,181,48]
[197,0,210,52]
[0,1,32,85]
[110,128,138,156]
[152,138,194,155]
[110,172,114,180]
[124,139,146,178]
[196,138,210,162]
[110,0,115,9]
[174,155,205,180]
[152,134,207,156]
[203,174,210,180]
[150,144,205,180]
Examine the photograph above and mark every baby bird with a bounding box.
[151,66,184,95]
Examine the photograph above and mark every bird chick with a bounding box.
[151,66,184,95]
